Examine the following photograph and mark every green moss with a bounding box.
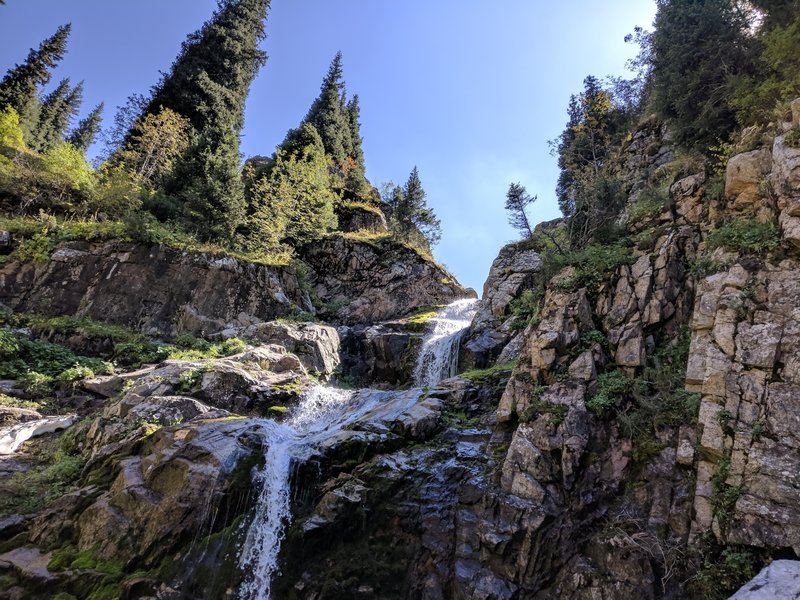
[587,371,631,417]
[404,306,443,332]
[460,362,516,383]
[521,398,568,426]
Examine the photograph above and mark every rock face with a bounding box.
[688,258,800,552]
[462,239,542,369]
[0,235,470,335]
[301,234,474,324]
[335,204,388,234]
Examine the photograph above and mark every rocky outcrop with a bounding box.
[688,258,800,552]
[338,322,420,387]
[0,235,470,336]
[301,234,473,324]
[335,203,388,234]
[462,239,542,369]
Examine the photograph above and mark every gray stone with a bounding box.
[729,560,800,599]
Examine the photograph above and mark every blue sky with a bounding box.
[0,1,657,294]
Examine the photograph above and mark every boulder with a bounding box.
[241,321,340,378]
[725,148,772,208]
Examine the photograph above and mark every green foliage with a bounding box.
[0,24,71,140]
[521,397,568,426]
[459,362,516,386]
[0,445,85,516]
[0,328,112,386]
[29,78,83,154]
[0,106,25,152]
[617,330,701,467]
[553,76,630,249]
[543,240,634,292]
[650,0,755,150]
[509,289,542,331]
[67,102,104,153]
[690,255,731,279]
[248,123,338,249]
[588,370,631,417]
[386,167,442,251]
[116,107,191,186]
[707,218,781,254]
[730,12,800,126]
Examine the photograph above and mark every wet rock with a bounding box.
[337,322,418,387]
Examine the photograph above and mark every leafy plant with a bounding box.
[707,218,781,255]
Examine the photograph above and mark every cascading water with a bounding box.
[413,298,479,387]
[238,298,478,599]
[238,386,383,600]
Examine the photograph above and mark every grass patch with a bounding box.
[541,240,636,293]
[460,362,516,384]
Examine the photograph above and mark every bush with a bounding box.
[707,218,781,254]
[587,370,631,417]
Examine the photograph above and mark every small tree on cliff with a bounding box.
[390,167,441,250]
[505,182,535,239]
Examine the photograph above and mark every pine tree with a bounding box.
[650,0,755,150]
[31,79,83,153]
[391,166,441,249]
[302,52,352,165]
[0,24,71,140]
[136,0,270,240]
[67,102,104,153]
[505,183,535,239]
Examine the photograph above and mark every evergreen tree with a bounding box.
[505,182,535,239]
[67,102,104,153]
[391,166,441,249]
[0,24,71,140]
[650,0,755,150]
[554,76,627,249]
[302,52,352,164]
[134,0,270,240]
[31,79,83,153]
[346,94,365,170]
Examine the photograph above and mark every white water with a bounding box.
[238,386,384,600]
[0,414,78,454]
[413,298,479,387]
[238,299,477,599]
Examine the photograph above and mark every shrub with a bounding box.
[588,370,631,417]
[707,218,781,254]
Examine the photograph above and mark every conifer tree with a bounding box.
[346,94,364,170]
[67,102,104,153]
[391,166,441,249]
[505,182,535,239]
[135,0,270,240]
[0,24,71,139]
[31,79,83,153]
[302,53,350,163]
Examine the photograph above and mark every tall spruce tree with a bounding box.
[31,79,83,153]
[650,0,755,150]
[68,102,104,153]
[0,24,71,141]
[302,52,352,165]
[137,0,270,240]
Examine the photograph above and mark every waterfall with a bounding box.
[238,298,477,599]
[413,298,479,387]
[237,386,383,600]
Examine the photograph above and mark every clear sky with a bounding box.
[0,1,657,294]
